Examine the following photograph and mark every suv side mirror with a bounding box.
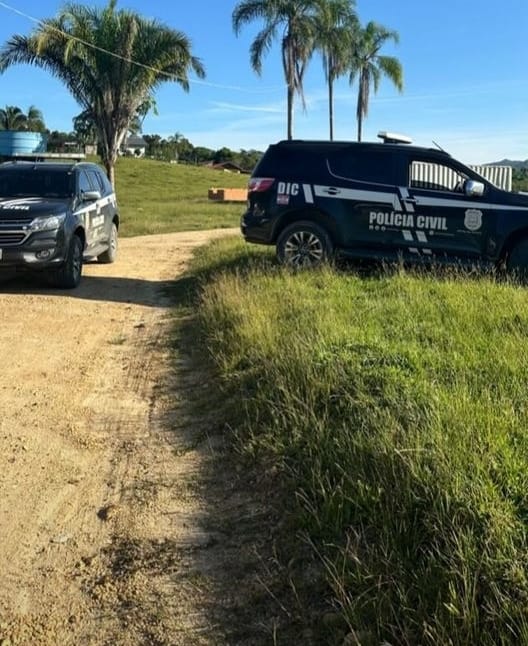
[82,190,101,202]
[465,180,484,198]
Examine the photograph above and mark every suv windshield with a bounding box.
[0,169,74,198]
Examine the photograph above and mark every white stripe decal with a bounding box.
[416,196,528,212]
[303,184,314,204]
[403,230,414,241]
[399,187,415,213]
[310,185,528,213]
[307,184,528,214]
[313,185,401,210]
[423,249,433,255]
[409,247,420,254]
[74,194,115,217]
[416,231,428,243]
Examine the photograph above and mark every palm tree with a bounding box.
[314,0,358,140]
[0,1,205,185]
[0,105,46,132]
[25,105,46,132]
[349,21,403,142]
[233,0,319,140]
[72,109,97,145]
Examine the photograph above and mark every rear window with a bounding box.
[254,145,323,177]
[0,169,73,198]
[328,149,395,185]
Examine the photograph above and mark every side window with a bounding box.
[88,170,104,194]
[99,171,113,195]
[78,170,93,196]
[328,150,395,185]
[410,161,468,193]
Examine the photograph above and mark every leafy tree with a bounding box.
[0,105,46,132]
[315,0,358,140]
[349,21,403,142]
[72,109,97,145]
[128,95,158,136]
[46,129,76,152]
[0,0,205,186]
[513,168,528,192]
[193,146,215,164]
[170,134,194,162]
[236,149,262,171]
[233,0,319,140]
[214,147,234,164]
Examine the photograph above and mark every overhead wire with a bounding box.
[0,0,283,94]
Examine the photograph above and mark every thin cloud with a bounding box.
[208,100,283,114]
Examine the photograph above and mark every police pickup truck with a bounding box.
[241,133,528,275]
[0,160,119,288]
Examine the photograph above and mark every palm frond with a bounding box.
[0,2,205,182]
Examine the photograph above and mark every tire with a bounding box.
[97,222,118,264]
[507,238,528,281]
[276,220,333,268]
[49,234,83,289]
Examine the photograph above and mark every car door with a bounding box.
[87,168,113,243]
[325,147,405,250]
[403,156,490,259]
[77,169,104,252]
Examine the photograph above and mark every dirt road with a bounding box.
[0,229,279,645]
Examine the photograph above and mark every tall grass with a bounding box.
[192,238,528,644]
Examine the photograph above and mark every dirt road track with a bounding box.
[0,228,277,645]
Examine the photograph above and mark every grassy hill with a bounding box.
[114,157,247,237]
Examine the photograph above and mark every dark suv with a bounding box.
[241,134,528,274]
[0,160,119,288]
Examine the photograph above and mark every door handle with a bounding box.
[324,187,341,196]
[403,197,417,204]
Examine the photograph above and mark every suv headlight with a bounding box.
[29,213,66,232]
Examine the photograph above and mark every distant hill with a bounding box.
[486,159,528,169]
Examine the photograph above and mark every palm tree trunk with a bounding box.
[357,113,362,142]
[328,77,334,141]
[356,81,363,142]
[287,85,294,140]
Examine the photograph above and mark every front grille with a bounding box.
[0,217,32,246]
[0,231,27,245]
[0,218,32,227]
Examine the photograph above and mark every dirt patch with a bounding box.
[0,229,303,645]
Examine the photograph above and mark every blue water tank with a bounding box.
[0,131,47,155]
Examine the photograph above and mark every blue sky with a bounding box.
[0,0,526,164]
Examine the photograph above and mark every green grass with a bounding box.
[188,238,528,644]
[113,157,247,237]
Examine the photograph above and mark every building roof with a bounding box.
[125,135,147,147]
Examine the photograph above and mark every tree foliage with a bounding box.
[349,21,403,142]
[233,0,320,140]
[0,105,46,132]
[0,0,204,185]
[141,133,262,171]
[314,0,358,140]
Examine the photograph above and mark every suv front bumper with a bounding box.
[0,230,68,269]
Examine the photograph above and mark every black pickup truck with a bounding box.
[0,160,119,288]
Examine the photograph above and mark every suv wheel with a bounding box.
[97,222,118,264]
[507,238,528,280]
[49,234,83,289]
[277,221,333,268]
